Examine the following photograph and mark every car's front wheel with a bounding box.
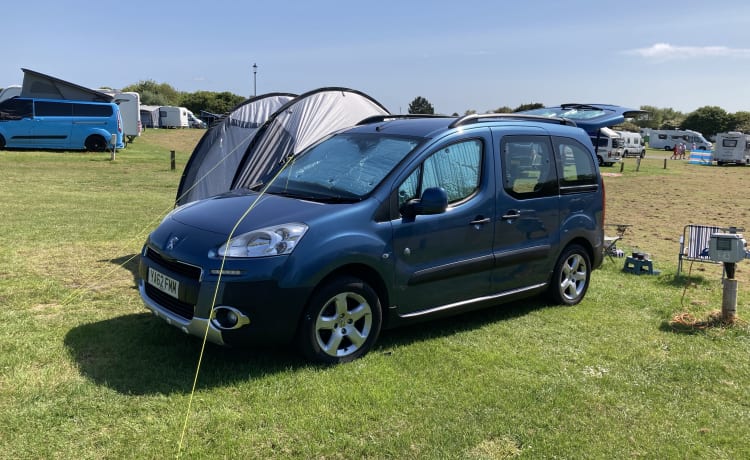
[548,244,590,306]
[297,276,382,364]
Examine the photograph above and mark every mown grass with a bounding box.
[1,135,749,459]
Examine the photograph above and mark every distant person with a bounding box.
[671,144,679,160]
[680,143,687,159]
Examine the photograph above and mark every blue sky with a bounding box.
[3,1,749,114]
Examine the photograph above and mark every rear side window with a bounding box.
[501,135,557,199]
[73,104,112,117]
[0,98,33,120]
[554,136,597,187]
[723,139,738,148]
[35,101,73,116]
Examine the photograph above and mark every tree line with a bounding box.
[408,96,750,138]
[107,82,748,139]
[121,80,246,118]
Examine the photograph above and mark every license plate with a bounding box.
[148,268,179,299]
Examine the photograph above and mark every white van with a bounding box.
[187,110,206,128]
[616,130,646,158]
[159,106,189,128]
[590,127,623,166]
[714,132,750,165]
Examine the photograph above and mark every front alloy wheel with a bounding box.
[298,276,382,364]
[549,244,590,306]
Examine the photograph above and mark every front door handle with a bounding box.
[502,210,521,220]
[470,217,491,225]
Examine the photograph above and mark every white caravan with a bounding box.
[98,90,142,143]
[0,85,21,103]
[713,132,750,165]
[616,130,646,158]
[159,106,189,128]
[590,127,623,166]
[647,129,712,151]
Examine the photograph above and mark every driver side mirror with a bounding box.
[400,187,448,220]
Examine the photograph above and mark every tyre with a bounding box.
[640,151,645,159]
[597,155,603,166]
[297,276,382,364]
[84,135,107,152]
[0,134,5,149]
[664,146,672,152]
[548,244,591,306]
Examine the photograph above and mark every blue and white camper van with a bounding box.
[0,97,124,151]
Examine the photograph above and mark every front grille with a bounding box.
[144,284,195,320]
[146,247,201,280]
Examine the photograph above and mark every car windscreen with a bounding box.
[265,132,421,200]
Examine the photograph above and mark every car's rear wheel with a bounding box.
[548,244,590,306]
[84,135,107,152]
[297,276,382,364]
[0,134,5,149]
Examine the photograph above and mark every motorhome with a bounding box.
[590,127,623,166]
[0,85,21,103]
[159,106,189,128]
[646,129,712,151]
[616,130,645,158]
[713,131,750,165]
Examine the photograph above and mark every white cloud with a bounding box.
[624,43,750,59]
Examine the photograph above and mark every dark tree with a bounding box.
[681,106,731,138]
[513,103,544,112]
[408,96,435,114]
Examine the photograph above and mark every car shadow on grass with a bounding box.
[64,299,546,396]
[105,253,140,287]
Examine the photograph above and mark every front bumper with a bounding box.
[138,245,311,347]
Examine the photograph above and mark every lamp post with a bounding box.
[252,63,257,97]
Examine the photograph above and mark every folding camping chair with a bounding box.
[604,223,631,261]
[676,224,723,275]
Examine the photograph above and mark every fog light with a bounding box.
[211,306,250,330]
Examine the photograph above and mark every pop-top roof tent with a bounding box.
[176,93,297,205]
[176,87,390,205]
[20,68,114,102]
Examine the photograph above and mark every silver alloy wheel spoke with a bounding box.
[315,291,373,357]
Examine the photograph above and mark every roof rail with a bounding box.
[449,113,577,129]
[356,114,451,126]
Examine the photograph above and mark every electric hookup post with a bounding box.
[708,227,749,322]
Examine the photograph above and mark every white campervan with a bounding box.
[159,106,189,128]
[714,132,750,165]
[616,130,646,158]
[590,127,623,166]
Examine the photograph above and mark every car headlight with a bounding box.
[216,223,308,258]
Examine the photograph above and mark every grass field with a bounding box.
[1,132,749,459]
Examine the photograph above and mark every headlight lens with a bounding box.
[216,223,308,258]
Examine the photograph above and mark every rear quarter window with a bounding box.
[554,136,597,188]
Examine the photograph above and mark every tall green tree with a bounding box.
[408,96,435,114]
[729,111,750,133]
[681,106,731,138]
[122,80,182,106]
[179,91,244,115]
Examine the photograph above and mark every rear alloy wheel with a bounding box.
[298,276,382,364]
[84,135,107,152]
[548,244,591,306]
